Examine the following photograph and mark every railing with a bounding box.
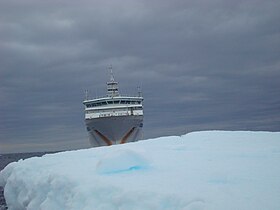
[99,112,130,117]
[84,94,143,101]
[85,111,143,119]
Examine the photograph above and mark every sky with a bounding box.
[0,0,279,153]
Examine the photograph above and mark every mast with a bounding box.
[107,65,119,97]
[85,89,89,100]
[137,86,142,97]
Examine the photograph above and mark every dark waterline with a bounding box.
[0,151,60,209]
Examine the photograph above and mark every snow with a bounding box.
[1,131,280,210]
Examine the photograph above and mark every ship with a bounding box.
[83,67,144,147]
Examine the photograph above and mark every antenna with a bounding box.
[137,86,142,97]
[108,64,114,82]
[85,89,89,100]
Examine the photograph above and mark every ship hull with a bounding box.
[85,115,143,147]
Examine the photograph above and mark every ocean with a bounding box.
[0,151,59,210]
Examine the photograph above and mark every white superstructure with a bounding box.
[84,96,143,119]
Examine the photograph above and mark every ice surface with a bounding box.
[1,131,280,210]
[96,149,149,174]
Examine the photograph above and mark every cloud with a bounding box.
[0,0,279,153]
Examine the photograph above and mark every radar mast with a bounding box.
[107,65,119,97]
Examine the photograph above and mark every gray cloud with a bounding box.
[0,0,280,153]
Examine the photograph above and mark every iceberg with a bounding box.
[1,131,280,210]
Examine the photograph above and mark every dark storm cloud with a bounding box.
[0,0,280,153]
